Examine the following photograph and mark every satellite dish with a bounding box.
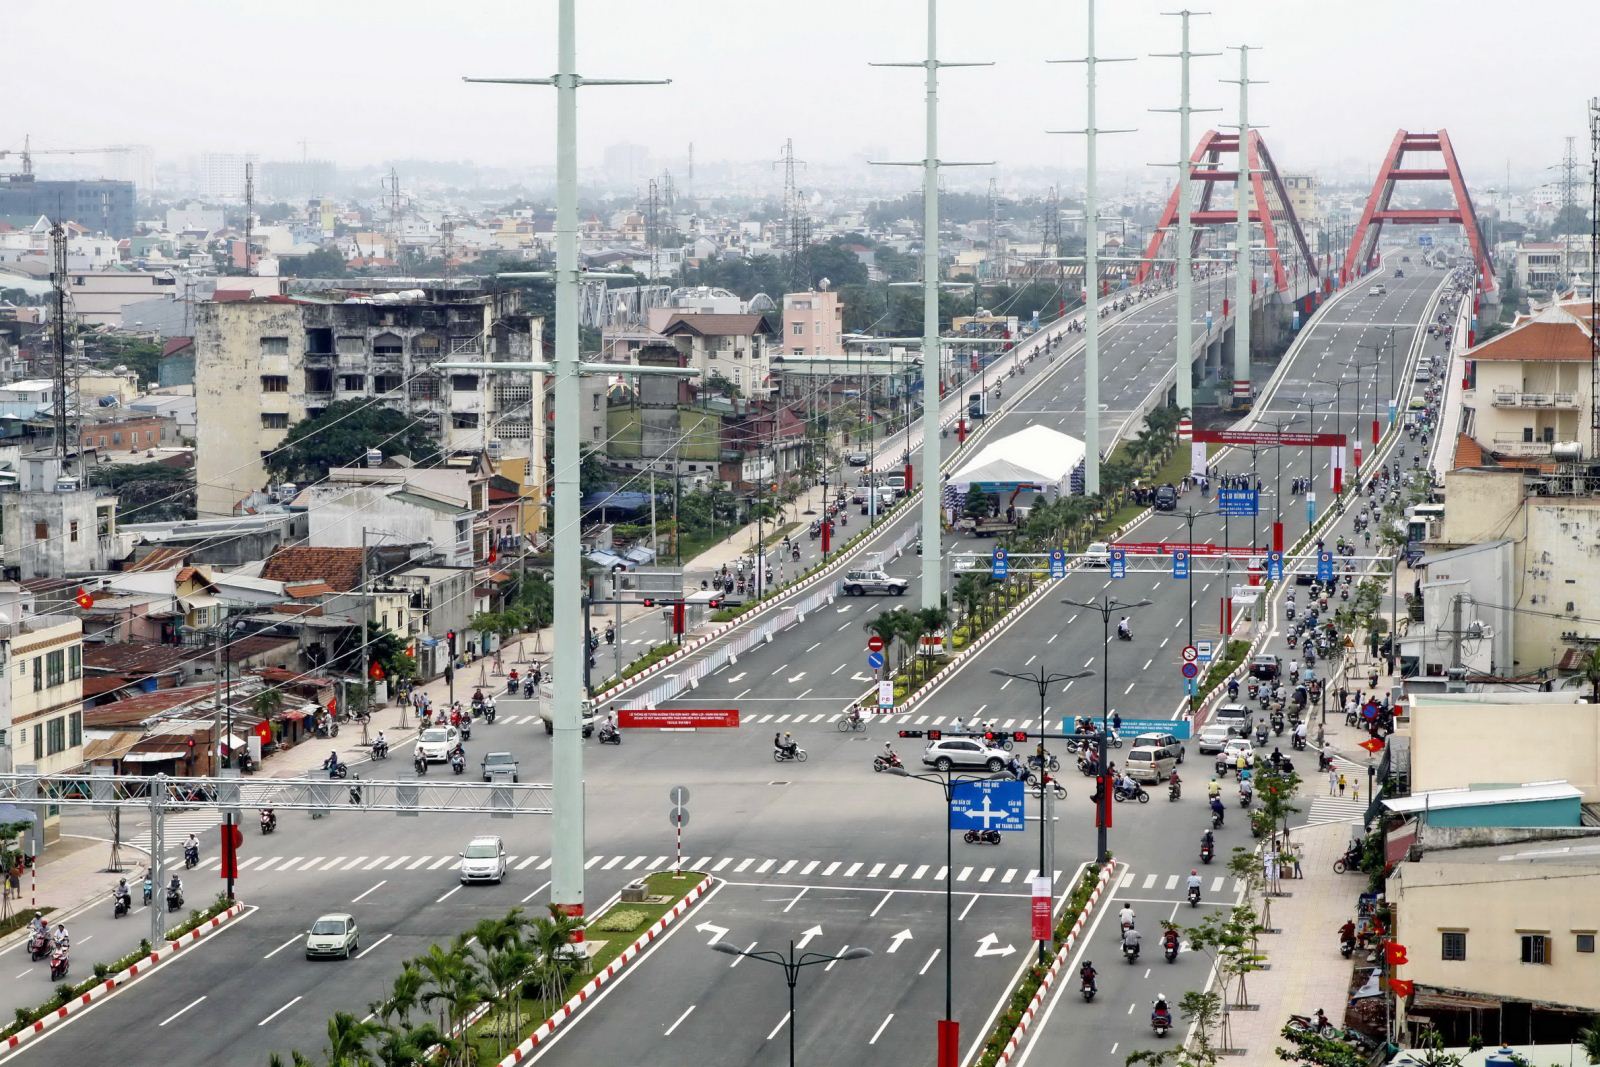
[818,277,831,290]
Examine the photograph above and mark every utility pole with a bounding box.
[1050,0,1133,495]
[1224,45,1263,409]
[48,221,70,474]
[870,0,991,611]
[243,161,254,277]
[458,4,673,947]
[1152,10,1220,469]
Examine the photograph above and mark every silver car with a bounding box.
[304,913,359,960]
[922,738,1009,773]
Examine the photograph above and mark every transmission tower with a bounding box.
[686,142,694,203]
[382,168,405,265]
[986,177,1007,281]
[776,139,809,290]
[646,178,661,282]
[48,222,73,474]
[243,161,254,277]
[1555,135,1582,217]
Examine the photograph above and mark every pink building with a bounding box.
[780,290,843,356]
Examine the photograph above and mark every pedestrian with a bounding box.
[1352,777,1361,803]
[1338,773,1348,798]
[1329,769,1337,796]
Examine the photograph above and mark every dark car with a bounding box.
[1153,484,1179,511]
[1249,654,1281,681]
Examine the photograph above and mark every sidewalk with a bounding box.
[0,832,131,951]
[1215,820,1366,1057]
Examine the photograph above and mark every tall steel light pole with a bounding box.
[870,0,991,610]
[453,2,676,943]
[1224,45,1263,408]
[1152,10,1220,467]
[712,940,872,1067]
[989,666,1092,963]
[1061,595,1149,863]
[1049,0,1133,495]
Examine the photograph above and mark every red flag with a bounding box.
[1359,737,1385,754]
[489,542,499,564]
[1384,941,1409,966]
[1389,978,1414,997]
[75,587,94,610]
[368,660,386,681]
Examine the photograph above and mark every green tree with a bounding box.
[250,687,284,720]
[87,461,196,522]
[264,398,440,483]
[952,573,992,628]
[1550,204,1590,236]
[322,1011,381,1066]
[281,247,350,277]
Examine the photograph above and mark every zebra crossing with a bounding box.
[1301,794,1367,827]
[182,850,1070,889]
[742,711,1048,727]
[1116,869,1249,897]
[124,811,222,854]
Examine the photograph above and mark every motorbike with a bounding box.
[522,680,536,698]
[27,933,50,961]
[597,724,622,745]
[183,844,199,869]
[1340,934,1357,959]
[414,752,428,776]
[873,752,903,773]
[1291,734,1307,751]
[1032,779,1068,801]
[1188,883,1202,907]
[450,750,466,775]
[1027,751,1062,773]
[1270,713,1285,736]
[1332,847,1362,875]
[1288,1013,1335,1038]
[1151,1008,1172,1037]
[142,877,153,906]
[1113,782,1149,804]
[1115,628,1132,642]
[1254,724,1269,746]
[113,890,131,919]
[963,829,1001,845]
[1122,941,1140,963]
[773,746,809,763]
[49,948,69,982]
[371,739,389,761]
[166,888,184,912]
[1210,806,1225,830]
[1080,976,1097,1002]
[483,703,496,724]
[325,760,348,780]
[1239,788,1254,808]
[506,677,520,696]
[1164,933,1181,961]
[1168,780,1181,802]
[260,809,276,834]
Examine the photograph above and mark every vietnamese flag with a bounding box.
[75,587,94,610]
[1389,978,1414,997]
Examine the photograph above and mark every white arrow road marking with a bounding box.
[727,673,746,684]
[787,672,806,683]
[852,672,871,682]
[887,929,913,954]
[975,933,1016,958]
[796,925,823,950]
[696,921,728,945]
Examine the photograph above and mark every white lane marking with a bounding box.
[356,932,392,959]
[869,1013,895,1045]
[767,1011,792,1040]
[664,1004,696,1036]
[351,880,386,904]
[257,996,302,1027]
[159,995,206,1027]
[263,935,299,960]
[436,885,463,903]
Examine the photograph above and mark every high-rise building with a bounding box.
[0,175,136,236]
[194,153,259,199]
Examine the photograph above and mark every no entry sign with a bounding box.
[868,635,885,653]
[617,709,741,729]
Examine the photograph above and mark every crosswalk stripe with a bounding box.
[979,868,995,883]
[602,856,623,870]
[538,858,552,870]
[758,860,775,874]
[934,866,948,881]
[238,857,261,870]
[1210,876,1224,893]
[1001,868,1017,884]
[844,862,862,877]
[405,857,429,870]
[801,861,819,876]
[516,855,539,870]
[778,860,797,875]
[648,856,667,869]
[1142,873,1157,889]
[776,714,790,723]
[931,716,946,725]
[325,857,348,871]
[712,858,732,873]
[734,858,754,873]
[624,856,646,870]
[276,858,302,872]
[386,856,411,870]
[891,864,907,879]
[822,861,841,876]
[1024,869,1039,883]
[690,856,711,871]
[827,713,842,721]
[584,856,603,869]
[916,715,929,725]
[364,856,389,870]
[1164,875,1178,890]
[957,866,973,882]
[911,865,927,880]
[869,863,884,878]
[1120,872,1134,888]
[257,857,281,871]
[428,856,454,870]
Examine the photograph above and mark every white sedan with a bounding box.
[415,726,460,764]
[1219,738,1254,767]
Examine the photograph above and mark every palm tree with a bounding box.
[324,1012,382,1066]
[1578,1018,1600,1065]
[414,942,468,1036]
[528,903,586,1009]
[952,573,989,629]
[912,604,951,679]
[250,686,284,720]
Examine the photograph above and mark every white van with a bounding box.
[1125,746,1177,784]
[1084,542,1111,568]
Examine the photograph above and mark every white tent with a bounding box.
[947,424,1086,496]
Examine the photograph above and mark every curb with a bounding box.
[498,874,715,1067]
[2,902,247,1052]
[991,862,1121,1065]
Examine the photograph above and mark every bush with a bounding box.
[592,909,647,933]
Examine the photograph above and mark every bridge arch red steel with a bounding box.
[1135,128,1318,292]
[1340,129,1495,292]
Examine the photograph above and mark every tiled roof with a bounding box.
[124,546,188,572]
[1467,306,1591,362]
[261,546,363,591]
[284,581,334,599]
[161,337,194,358]
[83,640,193,676]
[1452,433,1485,470]
[660,313,775,338]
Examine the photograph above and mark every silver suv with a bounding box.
[922,738,1009,773]
[841,569,907,597]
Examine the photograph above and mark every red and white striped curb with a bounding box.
[990,862,1121,1066]
[2,903,247,1052]
[497,874,715,1067]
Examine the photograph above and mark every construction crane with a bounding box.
[0,135,135,178]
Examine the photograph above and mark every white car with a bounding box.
[922,738,1009,773]
[304,913,359,960]
[1220,738,1254,767]
[459,835,508,884]
[416,726,460,763]
[1195,722,1232,755]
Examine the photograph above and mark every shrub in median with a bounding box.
[592,909,647,933]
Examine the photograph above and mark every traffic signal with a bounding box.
[672,601,686,636]
[641,598,656,608]
[927,729,942,741]
[983,731,996,744]
[446,629,457,655]
[219,822,243,880]
[898,729,924,739]
[707,597,723,609]
[1012,731,1028,743]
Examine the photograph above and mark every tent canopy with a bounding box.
[948,425,1086,494]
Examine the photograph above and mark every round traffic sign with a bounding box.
[669,809,690,829]
[1181,645,1198,663]
[867,635,885,653]
[993,548,1008,561]
[1181,662,1200,680]
[669,785,691,806]
[867,651,885,670]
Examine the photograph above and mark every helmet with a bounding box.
[785,731,793,738]
[1191,869,1197,875]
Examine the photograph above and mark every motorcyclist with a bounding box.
[114,877,130,905]
[168,873,182,897]
[1121,925,1142,957]
[27,912,47,940]
[1116,617,1131,640]
[1080,960,1097,993]
[1168,769,1181,795]
[1153,994,1171,1024]
[1206,777,1221,800]
[881,741,898,764]
[1187,869,1203,894]
[323,750,340,773]
[1210,795,1225,824]
[1201,829,1215,855]
[52,923,69,950]
[374,731,387,757]
[1339,919,1357,946]
[774,731,798,759]
[1118,904,1136,933]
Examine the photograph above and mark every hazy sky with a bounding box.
[8,0,1594,189]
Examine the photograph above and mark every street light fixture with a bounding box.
[1059,595,1151,862]
[1153,507,1221,718]
[887,765,1006,1064]
[711,940,872,1067]
[988,666,1093,963]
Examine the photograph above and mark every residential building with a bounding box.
[117,512,306,570]
[0,595,86,784]
[780,289,844,356]
[0,176,136,237]
[1280,173,1320,225]
[0,454,120,579]
[194,153,258,200]
[0,379,53,419]
[1458,302,1591,461]
[298,481,474,568]
[1515,235,1596,296]
[1400,539,1515,678]
[658,312,776,399]
[191,282,543,516]
[79,414,176,456]
[67,269,183,327]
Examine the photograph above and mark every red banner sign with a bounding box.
[1112,542,1265,558]
[617,709,741,729]
[1031,875,1053,941]
[1190,428,1345,447]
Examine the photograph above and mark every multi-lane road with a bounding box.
[4,257,1453,1067]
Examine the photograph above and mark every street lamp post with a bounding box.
[1060,596,1149,863]
[989,666,1092,963]
[711,940,872,1067]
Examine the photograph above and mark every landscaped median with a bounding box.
[974,861,1120,1067]
[2,894,245,1052]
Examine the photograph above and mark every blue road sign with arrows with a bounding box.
[867,651,885,671]
[991,548,1009,580]
[1049,548,1067,579]
[1317,550,1334,583]
[1109,548,1127,580]
[1172,550,1190,579]
[1267,550,1284,582]
[948,779,1026,832]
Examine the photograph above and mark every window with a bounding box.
[68,645,80,681]
[449,375,480,392]
[46,716,65,756]
[33,725,42,760]
[592,394,601,411]
[1441,931,1467,960]
[373,333,403,356]
[146,430,156,444]
[339,374,365,391]
[33,522,46,542]
[1577,933,1595,954]
[69,712,81,748]
[261,375,288,392]
[69,521,79,543]
[1523,427,1534,443]
[1520,934,1551,964]
[99,436,108,448]
[32,656,41,692]
[46,650,64,688]
[112,432,122,445]
[792,323,804,336]
[261,413,289,429]
[259,336,289,355]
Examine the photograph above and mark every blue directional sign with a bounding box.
[1218,488,1259,517]
[948,779,1026,833]
[1418,234,1433,247]
[867,651,885,671]
[1109,548,1127,580]
[1267,550,1284,582]
[991,548,1009,581]
[1316,550,1335,583]
[1106,717,1193,740]
[1196,640,1214,664]
[1049,548,1067,580]
[1172,550,1190,580]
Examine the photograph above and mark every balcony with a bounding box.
[1491,434,1556,456]
[1491,389,1579,409]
